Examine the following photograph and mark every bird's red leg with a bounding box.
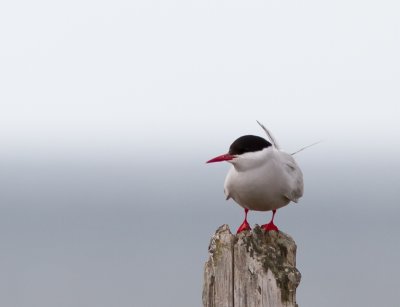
[236,208,251,233]
[262,209,279,232]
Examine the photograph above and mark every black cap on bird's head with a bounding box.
[229,135,272,155]
[207,135,272,163]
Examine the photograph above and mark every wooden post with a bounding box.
[202,224,301,307]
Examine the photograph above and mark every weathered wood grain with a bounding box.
[202,225,301,307]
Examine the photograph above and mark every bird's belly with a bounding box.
[230,186,289,211]
[225,166,290,212]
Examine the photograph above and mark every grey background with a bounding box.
[1,0,399,306]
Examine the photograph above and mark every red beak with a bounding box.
[206,153,235,163]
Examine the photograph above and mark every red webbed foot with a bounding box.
[236,219,251,233]
[262,209,279,232]
[236,208,251,233]
[261,221,279,232]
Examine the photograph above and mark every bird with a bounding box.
[206,121,304,234]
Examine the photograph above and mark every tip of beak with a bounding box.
[206,154,234,163]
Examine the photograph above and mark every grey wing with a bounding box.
[281,153,304,203]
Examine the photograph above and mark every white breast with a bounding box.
[224,147,303,212]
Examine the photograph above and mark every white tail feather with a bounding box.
[291,141,322,155]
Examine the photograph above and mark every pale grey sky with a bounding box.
[1,1,399,307]
[1,0,399,153]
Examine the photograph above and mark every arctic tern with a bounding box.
[207,121,304,233]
